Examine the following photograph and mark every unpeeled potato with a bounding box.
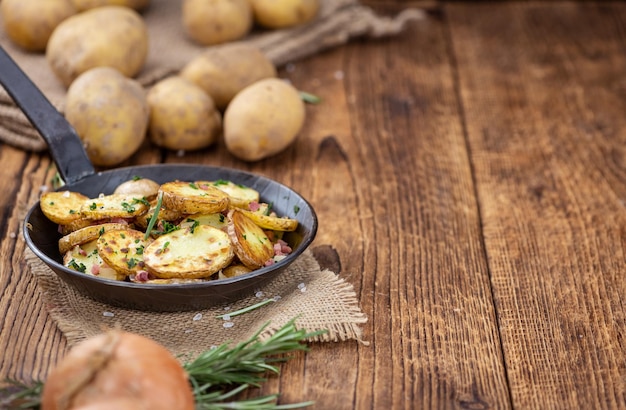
[182,0,252,46]
[0,0,77,52]
[65,67,149,167]
[250,0,319,29]
[180,43,276,110]
[70,0,151,11]
[46,6,148,87]
[223,78,305,161]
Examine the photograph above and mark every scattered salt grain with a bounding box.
[9,232,16,239]
[177,150,186,157]
[62,191,71,198]
[255,291,264,298]
[273,295,282,302]
[222,314,231,321]
[223,321,234,328]
[223,306,231,311]
[193,313,203,321]
[39,185,49,192]
[184,329,193,334]
[102,311,114,317]
[334,70,344,80]
[298,283,307,293]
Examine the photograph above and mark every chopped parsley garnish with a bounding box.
[89,202,97,210]
[293,205,300,214]
[127,258,137,269]
[68,259,86,273]
[189,182,199,189]
[121,202,136,213]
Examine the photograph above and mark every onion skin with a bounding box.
[41,330,195,410]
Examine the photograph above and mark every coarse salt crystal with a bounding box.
[297,283,306,289]
[9,232,16,239]
[255,291,264,298]
[222,314,231,321]
[102,311,114,317]
[273,295,282,302]
[177,150,186,157]
[223,321,234,328]
[300,286,307,293]
[223,306,231,311]
[334,70,344,80]
[184,329,193,334]
[62,191,71,198]
[193,313,203,321]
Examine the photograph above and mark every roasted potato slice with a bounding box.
[81,194,149,220]
[58,222,131,255]
[238,208,298,231]
[134,199,185,229]
[160,181,230,214]
[143,225,234,279]
[114,178,160,201]
[220,263,252,279]
[179,213,228,231]
[97,228,152,276]
[138,278,209,285]
[63,240,125,281]
[209,180,260,208]
[40,191,89,225]
[227,209,274,269]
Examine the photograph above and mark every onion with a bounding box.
[41,330,195,410]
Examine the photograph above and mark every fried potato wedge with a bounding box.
[208,180,260,208]
[58,222,131,255]
[81,194,149,220]
[143,225,234,279]
[63,240,125,281]
[237,208,298,232]
[160,181,230,214]
[179,212,228,231]
[227,209,274,269]
[40,191,89,225]
[138,278,209,285]
[97,228,153,276]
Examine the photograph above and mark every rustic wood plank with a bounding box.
[247,4,510,407]
[448,2,626,408]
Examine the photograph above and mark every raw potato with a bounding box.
[46,6,148,87]
[65,67,149,167]
[0,0,77,52]
[147,76,222,151]
[224,78,306,161]
[182,0,252,46]
[71,0,151,11]
[180,43,276,110]
[250,0,319,29]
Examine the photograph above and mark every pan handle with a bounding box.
[0,46,94,185]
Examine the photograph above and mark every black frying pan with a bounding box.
[0,47,317,312]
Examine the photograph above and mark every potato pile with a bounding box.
[0,0,317,165]
[40,178,299,283]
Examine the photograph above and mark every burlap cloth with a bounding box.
[25,244,369,356]
[0,0,425,151]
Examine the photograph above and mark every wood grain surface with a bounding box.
[1,1,625,409]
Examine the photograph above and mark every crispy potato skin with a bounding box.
[223,78,305,161]
[180,43,276,110]
[182,0,252,46]
[65,67,149,167]
[0,0,77,52]
[147,76,222,151]
[46,6,148,87]
[250,0,319,29]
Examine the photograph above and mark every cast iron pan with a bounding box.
[0,47,317,312]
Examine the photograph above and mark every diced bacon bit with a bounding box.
[273,239,292,256]
[248,201,261,212]
[57,225,64,234]
[78,247,88,256]
[91,264,100,275]
[134,270,150,282]
[264,259,275,267]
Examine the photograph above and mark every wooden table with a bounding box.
[1,1,625,408]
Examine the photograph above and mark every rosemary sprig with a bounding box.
[185,319,325,389]
[0,379,43,409]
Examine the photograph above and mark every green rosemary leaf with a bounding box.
[143,192,163,240]
[0,379,43,409]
